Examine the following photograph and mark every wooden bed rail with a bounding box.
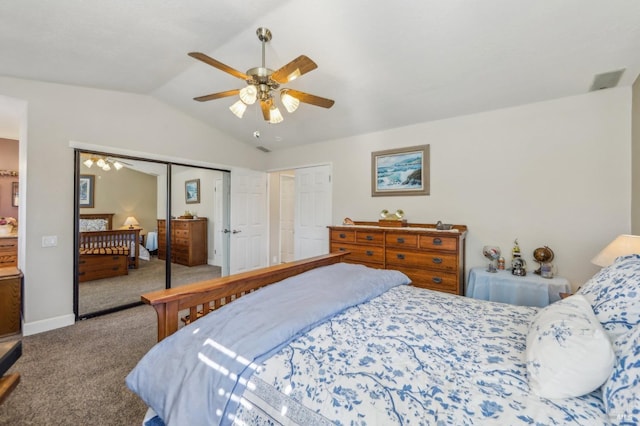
[141,252,349,341]
[79,229,140,269]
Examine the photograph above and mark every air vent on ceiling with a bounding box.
[589,69,625,91]
[256,146,271,153]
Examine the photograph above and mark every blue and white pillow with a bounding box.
[526,294,615,399]
[577,254,640,340]
[603,326,640,424]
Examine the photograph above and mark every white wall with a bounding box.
[0,76,267,335]
[267,88,632,290]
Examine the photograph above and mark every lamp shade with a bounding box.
[123,216,139,229]
[229,100,247,118]
[591,234,640,267]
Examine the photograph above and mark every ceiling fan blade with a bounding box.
[285,89,335,108]
[188,52,249,80]
[271,55,318,84]
[260,99,271,121]
[193,89,240,102]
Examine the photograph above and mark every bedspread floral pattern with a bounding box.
[236,286,608,425]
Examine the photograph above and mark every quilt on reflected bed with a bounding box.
[127,259,640,425]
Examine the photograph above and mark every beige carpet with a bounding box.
[0,304,157,425]
[79,257,221,316]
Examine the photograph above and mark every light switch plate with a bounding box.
[42,235,58,247]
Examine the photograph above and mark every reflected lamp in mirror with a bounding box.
[123,216,139,229]
[591,234,640,267]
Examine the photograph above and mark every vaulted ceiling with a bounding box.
[1,1,639,150]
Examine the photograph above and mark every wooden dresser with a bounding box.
[0,267,22,337]
[158,218,208,266]
[0,236,17,267]
[328,222,467,295]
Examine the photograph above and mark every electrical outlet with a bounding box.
[42,235,58,247]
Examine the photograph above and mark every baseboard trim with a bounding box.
[23,313,75,336]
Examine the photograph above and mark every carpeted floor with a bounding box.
[0,304,157,425]
[79,257,221,316]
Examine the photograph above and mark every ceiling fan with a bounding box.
[189,27,334,124]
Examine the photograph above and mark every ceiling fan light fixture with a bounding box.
[102,163,111,171]
[113,161,124,170]
[96,158,106,168]
[269,105,284,124]
[281,91,300,113]
[239,85,257,105]
[230,100,248,118]
[83,159,94,168]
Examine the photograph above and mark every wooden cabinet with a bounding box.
[0,267,22,337]
[158,218,208,266]
[329,222,467,295]
[0,237,17,267]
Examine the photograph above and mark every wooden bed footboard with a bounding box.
[79,229,140,269]
[142,252,349,341]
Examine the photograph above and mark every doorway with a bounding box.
[269,164,332,265]
[74,149,231,319]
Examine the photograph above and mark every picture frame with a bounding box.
[185,179,200,204]
[79,174,95,208]
[371,144,430,196]
[11,182,18,207]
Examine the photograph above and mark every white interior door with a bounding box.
[279,174,295,263]
[230,167,268,274]
[294,164,332,260]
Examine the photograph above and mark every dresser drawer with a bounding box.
[173,221,189,230]
[386,249,458,272]
[330,243,384,264]
[385,233,418,248]
[397,267,459,293]
[419,235,458,252]
[330,230,355,243]
[355,231,384,244]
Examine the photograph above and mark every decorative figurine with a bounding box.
[482,245,501,273]
[512,257,527,276]
[533,246,555,275]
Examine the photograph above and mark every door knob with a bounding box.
[232,230,241,234]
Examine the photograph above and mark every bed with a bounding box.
[78,213,141,282]
[126,252,640,425]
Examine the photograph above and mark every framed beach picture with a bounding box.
[185,179,200,204]
[79,174,95,208]
[371,144,430,196]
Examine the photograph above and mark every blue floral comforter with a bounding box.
[234,286,608,425]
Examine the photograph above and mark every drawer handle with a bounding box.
[339,248,346,252]
[432,257,443,264]
[366,250,374,256]
[366,235,374,241]
[111,267,119,271]
[397,253,405,260]
[339,233,346,239]
[433,238,442,246]
[397,237,405,243]
[432,277,442,284]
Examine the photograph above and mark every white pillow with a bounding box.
[526,294,615,399]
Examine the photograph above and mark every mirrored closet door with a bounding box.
[74,150,230,320]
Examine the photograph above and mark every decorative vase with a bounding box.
[0,225,13,236]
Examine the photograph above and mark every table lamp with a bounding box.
[591,234,640,267]
[123,216,139,229]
